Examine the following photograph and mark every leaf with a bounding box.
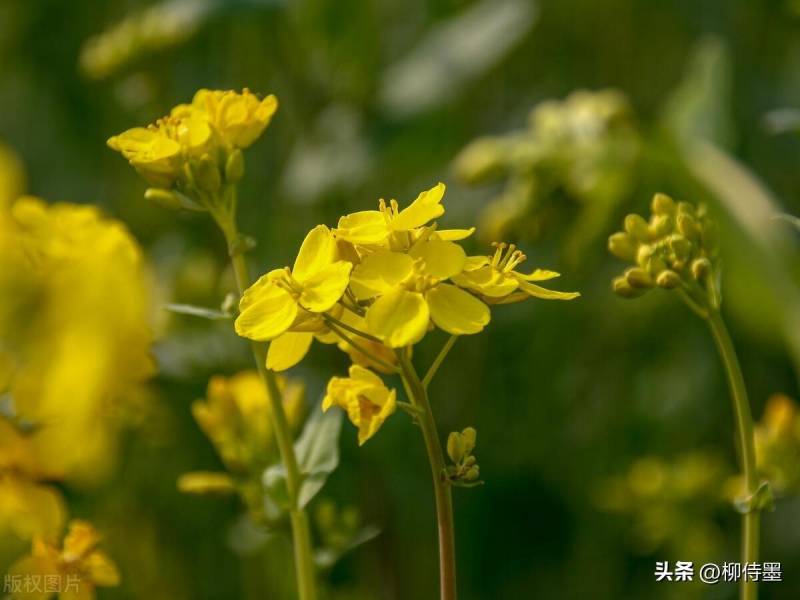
[314,525,381,570]
[164,303,232,320]
[294,407,343,509]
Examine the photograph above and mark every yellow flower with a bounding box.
[235,225,352,342]
[176,471,236,495]
[350,240,490,347]
[452,242,580,304]
[187,89,278,149]
[0,197,154,483]
[322,365,396,445]
[191,371,304,473]
[0,419,66,540]
[107,113,211,187]
[8,520,120,600]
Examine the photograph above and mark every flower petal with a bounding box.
[452,266,518,297]
[293,225,337,282]
[514,269,561,281]
[426,284,490,335]
[390,182,446,231]
[366,288,429,347]
[299,260,352,312]
[409,240,466,280]
[433,227,475,241]
[266,332,314,371]
[235,283,298,341]
[516,280,581,300]
[335,210,388,245]
[350,251,414,300]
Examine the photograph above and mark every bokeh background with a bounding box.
[1,0,799,598]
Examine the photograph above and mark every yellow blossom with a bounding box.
[186,89,278,149]
[176,471,236,495]
[322,365,396,445]
[452,242,580,304]
[350,240,490,347]
[191,371,304,473]
[235,225,352,342]
[8,520,120,600]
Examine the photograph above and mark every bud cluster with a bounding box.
[608,193,721,308]
[446,427,481,485]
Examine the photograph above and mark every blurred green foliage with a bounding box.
[1,0,799,598]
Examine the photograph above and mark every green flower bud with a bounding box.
[608,232,637,262]
[667,234,692,267]
[461,427,477,455]
[447,432,464,463]
[624,214,650,242]
[677,213,699,240]
[612,276,644,298]
[625,267,654,289]
[464,466,480,481]
[636,244,654,268]
[225,148,245,183]
[691,257,711,280]
[677,201,696,217]
[144,187,182,210]
[194,154,222,194]
[649,214,672,238]
[651,193,675,215]
[463,456,477,467]
[656,270,681,289]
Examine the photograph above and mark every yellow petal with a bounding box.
[235,282,298,341]
[335,210,388,245]
[299,260,352,312]
[390,183,446,231]
[433,227,475,241]
[452,266,518,297]
[266,332,314,371]
[84,551,121,587]
[409,240,466,280]
[7,554,58,600]
[293,225,337,282]
[358,389,397,445]
[516,280,581,300]
[426,284,490,335]
[514,269,561,282]
[350,251,414,300]
[366,289,429,347]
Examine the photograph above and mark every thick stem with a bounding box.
[219,213,318,600]
[398,350,457,600]
[707,309,759,600]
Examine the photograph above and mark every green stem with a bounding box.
[707,309,759,600]
[423,335,458,389]
[324,320,399,373]
[398,349,457,600]
[217,211,318,600]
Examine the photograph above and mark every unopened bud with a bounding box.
[464,466,480,481]
[691,257,711,280]
[453,137,507,184]
[656,270,681,289]
[608,232,637,262]
[651,193,675,215]
[625,267,654,289]
[144,187,182,210]
[649,214,672,237]
[612,276,644,299]
[463,456,477,467]
[225,148,245,183]
[461,427,477,455]
[677,213,698,240]
[447,432,464,463]
[624,214,650,242]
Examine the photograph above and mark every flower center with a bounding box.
[490,242,527,273]
[271,267,304,298]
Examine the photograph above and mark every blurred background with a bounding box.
[1,0,799,598]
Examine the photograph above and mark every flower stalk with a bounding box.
[707,308,759,600]
[398,349,458,600]
[216,208,318,600]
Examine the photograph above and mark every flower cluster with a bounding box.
[107,89,277,214]
[178,371,305,517]
[7,520,119,600]
[446,428,480,485]
[608,193,721,309]
[454,89,639,257]
[235,183,579,443]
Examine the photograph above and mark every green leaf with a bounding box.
[262,464,291,513]
[164,303,232,320]
[314,525,381,570]
[294,407,342,509]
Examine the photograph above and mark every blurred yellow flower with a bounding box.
[322,365,396,445]
[0,197,154,482]
[754,394,800,495]
[8,520,119,600]
[235,225,352,342]
[191,370,305,474]
[452,242,580,304]
[350,241,490,347]
[176,471,236,496]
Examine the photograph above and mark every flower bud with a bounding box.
[625,267,654,289]
[612,276,644,298]
[144,187,182,210]
[651,193,675,215]
[463,456,477,467]
[447,432,464,463]
[461,427,477,455]
[649,214,672,237]
[608,232,637,262]
[194,154,222,194]
[691,257,711,280]
[624,214,650,242]
[655,270,681,289]
[677,213,698,240]
[225,148,245,183]
[464,466,480,481]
